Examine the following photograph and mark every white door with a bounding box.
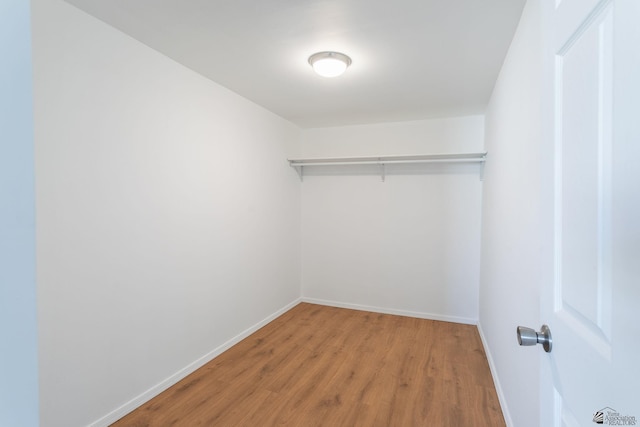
[538,0,640,425]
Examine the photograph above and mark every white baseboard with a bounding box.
[477,322,513,427]
[89,297,302,427]
[301,297,477,325]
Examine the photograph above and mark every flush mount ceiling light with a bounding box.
[308,51,352,78]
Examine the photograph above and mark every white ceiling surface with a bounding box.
[64,0,526,128]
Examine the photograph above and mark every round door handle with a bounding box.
[517,325,552,353]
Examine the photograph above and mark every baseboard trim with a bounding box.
[89,297,302,427]
[477,322,513,427]
[301,297,477,325]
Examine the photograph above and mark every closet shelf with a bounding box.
[287,152,487,181]
[288,152,486,167]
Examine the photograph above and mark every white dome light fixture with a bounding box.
[308,51,352,78]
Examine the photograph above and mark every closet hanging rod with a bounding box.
[288,152,486,167]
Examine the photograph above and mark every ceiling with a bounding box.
[64,0,526,128]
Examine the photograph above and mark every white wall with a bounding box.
[31,1,301,426]
[300,116,483,323]
[479,2,542,426]
[0,1,40,426]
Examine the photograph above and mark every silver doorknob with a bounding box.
[517,325,552,353]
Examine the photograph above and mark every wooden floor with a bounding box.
[111,303,505,426]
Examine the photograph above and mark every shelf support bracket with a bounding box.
[380,162,386,182]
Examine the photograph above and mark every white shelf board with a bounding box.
[287,152,487,182]
[287,152,487,167]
